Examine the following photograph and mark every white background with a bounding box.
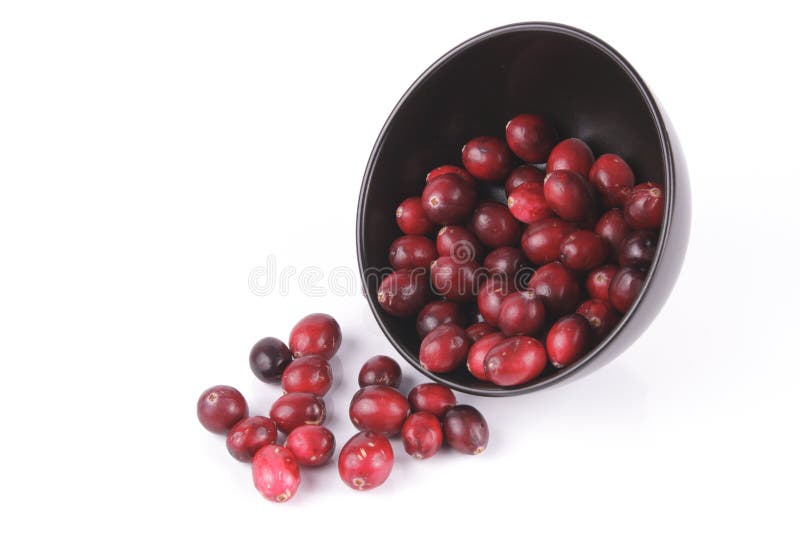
[1,1,798,532]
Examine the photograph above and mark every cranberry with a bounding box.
[358,355,402,388]
[249,337,292,383]
[466,331,506,381]
[408,383,457,418]
[527,262,581,317]
[624,181,665,230]
[546,137,595,177]
[349,385,410,436]
[521,218,576,265]
[289,313,342,360]
[477,277,510,326]
[576,299,620,340]
[401,412,443,459]
[546,314,593,368]
[609,266,646,313]
[471,201,522,248]
[252,445,300,503]
[465,322,499,342]
[226,416,278,462]
[285,425,336,467]
[443,405,489,455]
[505,113,558,163]
[426,164,474,184]
[595,208,631,261]
[396,197,435,235]
[197,385,248,434]
[338,431,394,491]
[422,173,478,225]
[281,355,333,397]
[461,136,512,181]
[505,164,545,194]
[497,290,547,336]
[507,181,553,224]
[416,300,464,338]
[619,230,657,271]
[484,335,548,386]
[430,256,481,302]
[377,269,429,317]
[586,264,619,301]
[269,392,326,434]
[559,230,608,271]
[436,225,483,260]
[419,324,471,373]
[484,246,527,281]
[388,235,437,271]
[589,154,635,207]
[543,169,595,222]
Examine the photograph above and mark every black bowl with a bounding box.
[356,22,690,396]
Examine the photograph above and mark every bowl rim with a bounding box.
[356,21,675,397]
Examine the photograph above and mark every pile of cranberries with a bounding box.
[380,113,664,386]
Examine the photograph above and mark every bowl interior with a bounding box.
[358,23,668,395]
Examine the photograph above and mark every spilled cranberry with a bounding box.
[505,113,558,163]
[546,314,593,368]
[430,256,481,302]
[619,230,657,271]
[416,300,464,338]
[527,262,581,316]
[595,208,631,261]
[543,169,595,222]
[249,337,292,383]
[419,324,471,373]
[269,392,326,434]
[388,235,437,271]
[505,164,545,194]
[521,218,576,265]
[289,313,342,360]
[466,331,506,381]
[443,405,489,455]
[576,298,620,340]
[609,266,646,313]
[546,137,595,177]
[226,416,278,462]
[465,322,499,342]
[281,355,333,397]
[349,385,410,436]
[624,181,665,230]
[396,196,435,235]
[471,201,522,248]
[408,383,457,418]
[197,385,248,434]
[559,230,608,271]
[377,269,429,317]
[252,445,300,503]
[358,355,402,388]
[461,136,512,181]
[477,277,510,326]
[422,173,478,225]
[436,225,483,260]
[484,335,548,386]
[586,264,619,301]
[338,431,394,491]
[497,290,546,336]
[426,164,474,184]
[507,181,552,224]
[401,412,443,460]
[285,425,335,467]
[483,246,527,281]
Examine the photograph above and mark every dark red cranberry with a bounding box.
[595,208,631,261]
[419,324,471,373]
[586,264,619,301]
[358,355,402,388]
[466,331,506,381]
[349,385,410,436]
[589,154,635,207]
[285,425,335,467]
[465,322,498,342]
[462,136,512,181]
[377,269,429,317]
[576,299,621,340]
[543,169,595,222]
[604,184,633,209]
[249,337,292,383]
[521,218,576,265]
[506,164,545,194]
[430,256,481,302]
[388,235,437,271]
[416,300,464,338]
[396,196,435,235]
[546,137,595,177]
[609,266,646,314]
[619,230,657,271]
[426,164,474,184]
[422,173,478,225]
[559,230,608,271]
[252,445,300,503]
[477,277,510,326]
[497,290,547,336]
[226,416,278,462]
[546,314,593,368]
[281,355,333,396]
[269,392,325,434]
[484,246,527,281]
[507,181,552,224]
[443,405,489,455]
[289,313,342,360]
[484,335,547,386]
[197,385,248,434]
[471,201,522,248]
[624,181,665,230]
[505,113,558,163]
[401,412,443,460]
[528,262,581,317]
[408,383,457,418]
[436,225,483,260]
[338,431,394,491]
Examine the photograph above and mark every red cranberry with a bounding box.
[543,169,595,222]
[426,164,474,184]
[586,264,619,301]
[443,405,489,455]
[624,181,665,230]
[546,314,593,368]
[477,277,510,326]
[521,218,576,265]
[528,262,581,317]
[465,322,499,342]
[471,201,522,248]
[595,208,631,261]
[430,256,481,302]
[408,383,456,418]
[377,269,429,317]
[505,113,558,163]
[546,137,595,177]
[466,331,506,381]
[576,299,621,340]
[281,355,333,396]
[484,246,527,280]
[226,416,278,462]
[419,324,471,373]
[559,230,608,271]
[289,313,342,360]
[609,266,645,313]
[338,431,394,491]
[358,355,402,388]
[388,235,437,271]
[349,385,410,436]
[197,385,248,434]
[249,337,292,383]
[484,335,547,386]
[506,164,545,194]
[396,197,435,235]
[285,425,335,467]
[507,181,553,224]
[422,173,478,225]
[461,136,512,181]
[619,230,657,271]
[401,412,443,460]
[589,154,635,207]
[436,225,483,260]
[416,300,464,338]
[252,445,300,503]
[497,290,547,336]
[269,392,326,434]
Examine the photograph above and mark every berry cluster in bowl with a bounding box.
[377,113,664,387]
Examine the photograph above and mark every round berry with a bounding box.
[609,266,646,314]
[471,201,522,248]
[377,269,429,317]
[269,392,326,434]
[483,246,527,281]
[465,322,499,342]
[466,331,506,381]
[436,225,483,260]
[589,154,635,207]
[422,173,478,225]
[430,256,481,302]
[349,385,410,436]
[497,290,547,336]
[586,264,619,301]
[289,313,342,360]
[508,181,553,224]
[595,208,631,262]
[419,324,471,373]
[249,337,292,383]
[285,425,336,467]
[546,137,594,177]
[527,262,581,317]
[408,383,457,418]
[521,218,577,266]
[576,298,620,340]
[506,164,545,194]
[543,169,595,222]
[338,431,394,491]
[396,197,435,235]
[443,405,489,455]
[197,385,248,434]
[358,355,402,388]
[624,181,665,230]
[619,230,658,271]
[281,355,333,396]
[388,235,437,271]
[477,277,510,327]
[252,445,300,503]
[226,416,278,462]
[416,300,464,338]
[505,113,558,163]
[559,230,608,271]
[401,412,443,460]
[546,314,593,368]
[484,335,548,386]
[462,136,512,181]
